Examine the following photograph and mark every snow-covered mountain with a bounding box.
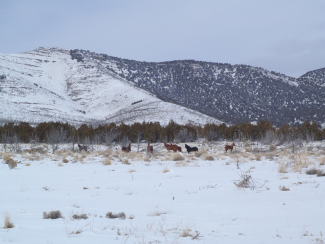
[1,47,325,127]
[0,47,223,126]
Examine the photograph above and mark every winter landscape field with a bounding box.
[1,141,325,244]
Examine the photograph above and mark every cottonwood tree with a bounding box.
[102,128,119,148]
[47,128,68,153]
[175,128,194,143]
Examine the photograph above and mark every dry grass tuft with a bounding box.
[204,155,214,161]
[25,163,31,166]
[279,185,290,191]
[7,158,18,169]
[181,229,192,237]
[319,156,325,166]
[245,147,252,152]
[194,151,205,157]
[43,210,62,219]
[122,159,131,165]
[171,153,185,161]
[174,162,189,167]
[102,159,112,165]
[58,163,64,167]
[4,212,14,228]
[148,210,168,216]
[244,142,250,147]
[278,163,288,173]
[128,169,136,173]
[162,167,170,173]
[62,158,69,163]
[106,212,126,220]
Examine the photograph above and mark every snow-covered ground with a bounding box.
[1,141,325,244]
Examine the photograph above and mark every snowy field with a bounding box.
[1,141,325,244]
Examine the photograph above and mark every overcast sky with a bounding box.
[0,0,324,77]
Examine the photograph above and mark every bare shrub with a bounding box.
[306,168,318,175]
[163,167,170,173]
[279,185,290,191]
[4,212,14,228]
[171,153,184,161]
[269,145,277,152]
[278,163,288,173]
[317,170,325,177]
[102,159,112,165]
[204,155,214,161]
[7,158,18,169]
[62,158,69,163]
[106,212,126,220]
[43,210,62,219]
[72,214,88,220]
[234,174,257,189]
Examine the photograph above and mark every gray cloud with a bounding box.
[0,0,324,77]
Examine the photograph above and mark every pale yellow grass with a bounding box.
[171,153,184,161]
[4,212,14,229]
[174,162,189,167]
[319,156,325,165]
[58,163,64,167]
[128,169,136,173]
[102,159,112,165]
[162,167,170,173]
[25,163,31,166]
[278,162,288,173]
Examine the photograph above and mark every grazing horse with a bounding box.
[78,144,88,152]
[185,144,198,153]
[177,146,182,152]
[164,142,178,152]
[225,142,235,152]
[122,143,131,153]
[147,142,153,153]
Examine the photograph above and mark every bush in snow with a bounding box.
[106,212,126,220]
[306,168,318,175]
[43,211,62,219]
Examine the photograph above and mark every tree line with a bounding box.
[0,120,324,147]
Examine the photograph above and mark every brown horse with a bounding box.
[147,142,153,153]
[122,143,131,153]
[164,142,180,152]
[78,144,88,152]
[225,142,235,152]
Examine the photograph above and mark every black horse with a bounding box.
[185,144,198,153]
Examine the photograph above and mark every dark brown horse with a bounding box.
[225,142,235,152]
[122,144,131,153]
[147,142,153,153]
[78,144,88,152]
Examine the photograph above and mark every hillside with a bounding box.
[1,47,325,127]
[0,48,223,126]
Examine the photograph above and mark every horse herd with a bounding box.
[121,142,236,153]
[77,142,236,153]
